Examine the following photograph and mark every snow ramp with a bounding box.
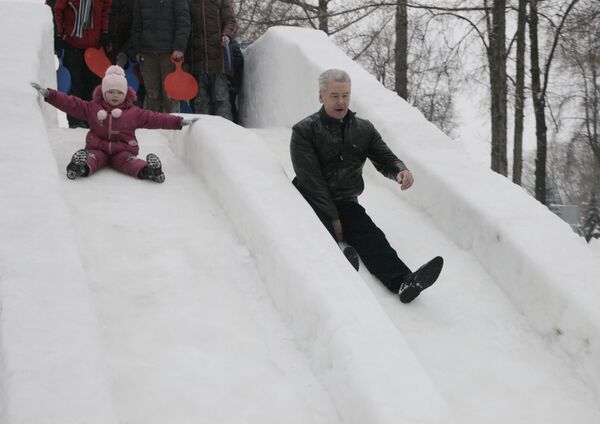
[242,27,600,422]
[1,3,448,424]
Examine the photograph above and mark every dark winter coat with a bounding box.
[291,108,407,220]
[107,0,134,61]
[45,86,183,157]
[53,0,112,50]
[188,0,238,75]
[131,0,191,55]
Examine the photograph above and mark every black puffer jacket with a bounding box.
[291,108,407,220]
[131,0,190,55]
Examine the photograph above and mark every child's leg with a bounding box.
[110,151,147,178]
[86,149,109,175]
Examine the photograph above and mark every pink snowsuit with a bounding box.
[45,86,183,177]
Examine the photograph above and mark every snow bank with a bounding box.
[241,27,600,394]
[590,238,600,260]
[170,120,453,424]
[0,3,116,424]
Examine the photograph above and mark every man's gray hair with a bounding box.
[318,69,351,92]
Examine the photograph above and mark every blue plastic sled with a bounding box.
[125,59,139,92]
[180,101,193,113]
[56,50,71,93]
[223,42,232,72]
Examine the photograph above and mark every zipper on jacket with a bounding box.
[108,114,113,154]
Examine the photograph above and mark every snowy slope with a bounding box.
[256,128,600,423]
[2,2,600,424]
[47,127,342,424]
[242,27,600,423]
[2,3,449,424]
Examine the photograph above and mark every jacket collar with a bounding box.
[318,106,355,128]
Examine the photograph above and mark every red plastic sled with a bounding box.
[164,58,198,101]
[84,47,112,78]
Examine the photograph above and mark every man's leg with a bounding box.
[292,179,360,269]
[158,53,179,112]
[292,178,337,239]
[212,73,233,121]
[193,74,212,115]
[61,44,89,128]
[337,201,411,292]
[140,54,163,112]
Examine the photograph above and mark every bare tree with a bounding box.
[528,0,581,204]
[395,0,408,99]
[512,0,527,185]
[487,0,508,176]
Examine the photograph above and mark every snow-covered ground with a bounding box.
[2,2,600,424]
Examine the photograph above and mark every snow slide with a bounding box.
[2,3,600,424]
[2,3,448,424]
[242,27,600,423]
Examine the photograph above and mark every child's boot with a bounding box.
[66,149,89,179]
[139,153,165,183]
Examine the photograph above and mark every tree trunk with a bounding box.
[394,0,408,99]
[512,0,527,185]
[529,0,548,204]
[318,0,328,34]
[488,0,508,176]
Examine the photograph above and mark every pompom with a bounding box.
[97,109,108,121]
[111,108,123,118]
[104,65,125,78]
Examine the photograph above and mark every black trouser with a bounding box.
[62,44,101,127]
[294,180,411,292]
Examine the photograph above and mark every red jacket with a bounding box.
[54,0,112,50]
[45,86,183,157]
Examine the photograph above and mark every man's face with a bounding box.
[319,80,351,120]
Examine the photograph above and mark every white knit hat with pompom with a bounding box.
[102,65,127,95]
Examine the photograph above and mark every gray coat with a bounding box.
[131,0,191,55]
[291,108,407,220]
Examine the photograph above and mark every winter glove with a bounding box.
[30,82,49,98]
[181,117,200,127]
[100,32,111,50]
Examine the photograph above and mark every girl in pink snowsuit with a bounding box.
[32,65,196,182]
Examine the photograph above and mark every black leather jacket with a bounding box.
[291,108,407,220]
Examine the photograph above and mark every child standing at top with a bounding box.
[31,65,197,183]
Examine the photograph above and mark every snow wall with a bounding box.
[170,118,453,424]
[5,3,455,424]
[0,3,117,424]
[240,26,600,395]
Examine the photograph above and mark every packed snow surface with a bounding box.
[1,2,600,424]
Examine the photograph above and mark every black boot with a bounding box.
[399,256,443,303]
[66,149,89,179]
[139,153,165,183]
